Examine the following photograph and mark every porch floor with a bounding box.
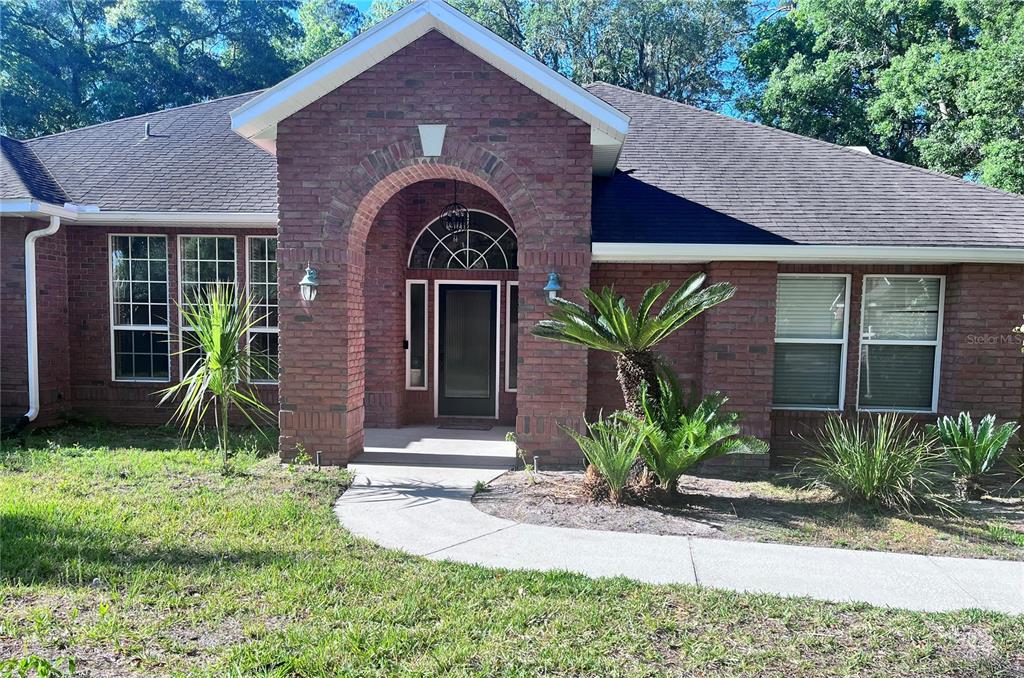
[355,426,517,469]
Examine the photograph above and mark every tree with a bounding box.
[158,284,273,470]
[295,0,364,66]
[531,275,735,417]
[369,0,752,108]
[1,0,361,139]
[739,0,1024,194]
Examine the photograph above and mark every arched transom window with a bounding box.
[408,210,517,270]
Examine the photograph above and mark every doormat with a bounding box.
[438,423,493,431]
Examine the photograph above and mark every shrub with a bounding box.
[562,413,647,504]
[799,413,945,513]
[639,371,768,492]
[927,412,1019,500]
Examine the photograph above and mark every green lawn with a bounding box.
[2,426,1022,676]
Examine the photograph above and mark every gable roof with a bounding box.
[229,0,629,173]
[18,92,276,213]
[587,82,1024,249]
[1,135,67,205]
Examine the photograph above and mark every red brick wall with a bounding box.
[276,31,591,464]
[702,262,778,440]
[1,217,70,426]
[771,263,1024,458]
[0,223,279,427]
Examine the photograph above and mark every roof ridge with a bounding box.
[587,82,1024,202]
[26,90,265,143]
[1,134,71,203]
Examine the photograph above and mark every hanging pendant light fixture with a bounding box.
[439,181,470,233]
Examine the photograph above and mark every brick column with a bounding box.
[701,261,778,440]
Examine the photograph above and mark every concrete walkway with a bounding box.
[337,436,1023,614]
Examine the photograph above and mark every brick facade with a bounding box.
[275,31,590,464]
[1,222,277,427]
[3,34,1022,469]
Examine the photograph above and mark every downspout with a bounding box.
[12,215,62,432]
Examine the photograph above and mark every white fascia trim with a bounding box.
[73,211,277,227]
[591,243,1024,265]
[229,0,629,142]
[0,199,80,219]
[0,200,276,227]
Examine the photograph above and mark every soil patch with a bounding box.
[473,469,1024,560]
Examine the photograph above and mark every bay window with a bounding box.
[110,235,170,381]
[773,275,850,409]
[858,275,944,412]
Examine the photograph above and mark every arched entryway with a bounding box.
[363,181,518,428]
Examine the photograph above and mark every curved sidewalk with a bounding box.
[336,463,1024,614]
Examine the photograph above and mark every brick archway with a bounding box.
[325,137,540,250]
[278,139,548,464]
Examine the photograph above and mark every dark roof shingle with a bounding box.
[587,82,1024,247]
[24,92,276,213]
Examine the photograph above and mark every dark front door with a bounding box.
[438,284,497,417]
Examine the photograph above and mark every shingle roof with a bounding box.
[587,82,1024,247]
[23,92,276,212]
[4,81,1022,249]
[1,135,68,205]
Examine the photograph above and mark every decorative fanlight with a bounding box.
[439,182,470,233]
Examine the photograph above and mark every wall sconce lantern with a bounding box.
[299,265,319,302]
[543,272,563,302]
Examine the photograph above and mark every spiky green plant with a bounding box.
[640,371,768,492]
[927,412,1019,500]
[158,284,273,469]
[799,413,946,513]
[532,276,735,416]
[562,413,648,504]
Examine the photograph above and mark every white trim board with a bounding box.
[229,0,628,173]
[592,243,1024,264]
[0,200,277,227]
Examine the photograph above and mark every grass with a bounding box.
[2,425,1023,676]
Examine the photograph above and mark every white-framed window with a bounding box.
[405,280,428,390]
[247,236,278,383]
[505,281,518,392]
[857,275,945,413]
[773,274,851,410]
[177,235,236,377]
[109,234,170,382]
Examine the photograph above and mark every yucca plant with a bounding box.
[158,284,273,469]
[532,276,735,416]
[640,372,768,492]
[799,413,945,513]
[562,412,649,504]
[927,412,1019,500]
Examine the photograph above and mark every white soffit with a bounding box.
[229,0,629,174]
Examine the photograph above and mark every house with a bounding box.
[2,0,1022,466]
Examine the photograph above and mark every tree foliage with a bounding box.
[0,0,358,138]
[740,0,1024,194]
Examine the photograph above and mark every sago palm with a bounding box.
[640,373,767,492]
[532,275,735,416]
[927,412,1019,500]
[158,284,273,468]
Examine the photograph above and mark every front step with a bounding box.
[354,450,516,469]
